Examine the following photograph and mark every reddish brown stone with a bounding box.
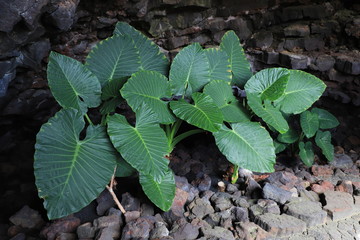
[311,181,334,194]
[311,165,333,177]
[40,216,81,240]
[171,188,188,216]
[336,180,354,194]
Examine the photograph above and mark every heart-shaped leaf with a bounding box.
[315,130,334,162]
[311,108,339,129]
[107,107,170,181]
[170,92,223,132]
[121,70,175,124]
[86,35,140,87]
[274,70,326,114]
[169,43,210,97]
[114,22,169,76]
[299,141,314,167]
[204,48,232,83]
[274,140,287,154]
[277,128,299,144]
[47,52,101,114]
[139,169,175,211]
[220,31,252,86]
[203,80,250,123]
[115,157,136,177]
[300,110,319,138]
[247,94,289,133]
[245,68,289,101]
[213,122,276,172]
[34,108,117,219]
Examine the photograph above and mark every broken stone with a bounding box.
[323,191,354,220]
[336,180,354,194]
[232,207,249,223]
[170,218,199,240]
[201,226,235,240]
[40,216,81,240]
[76,222,95,239]
[311,180,334,194]
[255,213,307,237]
[235,221,271,240]
[249,199,280,220]
[262,51,279,65]
[121,192,141,212]
[55,232,76,240]
[192,173,212,192]
[305,36,325,51]
[150,221,169,239]
[284,24,310,37]
[331,153,354,169]
[283,38,305,51]
[279,51,309,70]
[262,183,293,204]
[227,18,252,41]
[315,55,335,71]
[311,165,333,177]
[210,192,233,211]
[96,190,115,216]
[9,205,44,229]
[121,217,155,240]
[335,55,360,75]
[226,183,238,193]
[248,30,273,49]
[124,211,141,223]
[187,197,215,219]
[285,199,327,227]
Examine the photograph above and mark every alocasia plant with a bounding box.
[34,22,338,219]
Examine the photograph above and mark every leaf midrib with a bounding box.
[230,126,264,160]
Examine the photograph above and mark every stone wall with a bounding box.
[0,0,359,156]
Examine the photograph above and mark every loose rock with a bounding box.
[9,205,44,229]
[285,199,327,227]
[262,183,293,204]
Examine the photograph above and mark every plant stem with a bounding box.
[231,164,239,184]
[85,113,94,126]
[170,129,204,150]
[106,167,126,214]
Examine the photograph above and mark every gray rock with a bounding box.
[285,200,327,227]
[93,215,122,230]
[121,217,155,240]
[304,36,325,51]
[200,226,235,240]
[187,197,215,219]
[246,178,262,198]
[150,222,169,239]
[204,213,221,227]
[232,207,249,223]
[335,55,360,75]
[262,183,293,204]
[284,38,305,51]
[330,154,354,169]
[284,24,310,37]
[170,218,199,240]
[249,199,280,220]
[121,192,141,212]
[9,205,44,229]
[227,18,252,41]
[279,51,309,70]
[226,184,238,193]
[315,55,335,71]
[141,203,155,217]
[249,30,273,49]
[255,213,306,237]
[46,0,80,31]
[124,211,141,223]
[76,222,95,239]
[262,51,279,65]
[323,191,354,220]
[55,232,76,240]
[96,190,115,216]
[192,173,212,192]
[210,192,233,211]
[232,195,250,208]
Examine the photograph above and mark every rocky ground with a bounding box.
[1,136,360,240]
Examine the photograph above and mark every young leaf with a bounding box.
[204,48,232,83]
[47,52,101,114]
[247,94,289,133]
[86,35,140,87]
[203,80,250,122]
[107,107,170,182]
[120,70,175,124]
[139,170,175,211]
[277,128,299,144]
[274,140,287,154]
[300,110,319,138]
[274,70,326,114]
[220,31,252,86]
[315,130,334,162]
[34,109,117,219]
[311,108,339,129]
[299,141,314,167]
[213,122,276,173]
[169,43,210,97]
[114,22,169,76]
[100,77,127,114]
[170,92,223,132]
[244,68,290,101]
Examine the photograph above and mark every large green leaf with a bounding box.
[299,141,314,167]
[204,48,232,83]
[220,31,252,86]
[34,109,117,219]
[107,107,170,181]
[247,94,289,133]
[274,70,326,114]
[100,97,123,116]
[244,68,290,101]
[170,92,223,132]
[315,130,334,162]
[203,80,250,122]
[114,22,169,76]
[300,110,319,138]
[100,77,127,114]
[115,157,136,177]
[121,71,175,124]
[277,128,299,144]
[47,52,101,114]
[274,140,287,154]
[139,170,175,211]
[213,122,276,172]
[311,108,339,129]
[169,43,210,97]
[86,35,140,87]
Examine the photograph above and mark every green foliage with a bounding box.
[35,21,338,220]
